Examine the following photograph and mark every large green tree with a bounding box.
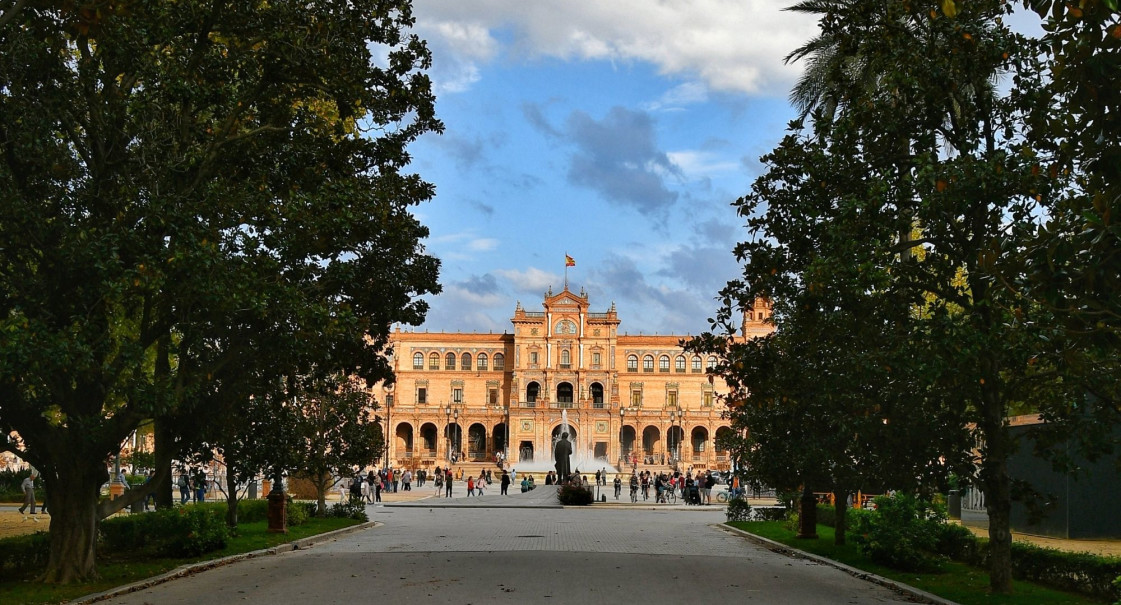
[705,0,1080,593]
[0,1,439,582]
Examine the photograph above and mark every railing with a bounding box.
[523,311,545,317]
[403,451,414,458]
[587,312,612,318]
[715,454,729,462]
[468,452,487,461]
[552,402,574,409]
[421,451,436,459]
[559,363,571,370]
[522,401,536,408]
[592,402,605,409]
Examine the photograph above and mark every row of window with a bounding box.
[626,354,717,373]
[414,351,506,372]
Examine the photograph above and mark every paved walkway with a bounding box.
[96,502,928,605]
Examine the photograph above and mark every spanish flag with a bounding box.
[565,254,576,267]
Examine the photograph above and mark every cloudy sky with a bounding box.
[400,2,1040,337]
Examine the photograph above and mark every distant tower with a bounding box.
[741,298,772,339]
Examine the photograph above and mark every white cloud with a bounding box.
[493,267,557,294]
[414,0,819,96]
[666,150,740,179]
[468,238,500,252]
[644,81,710,111]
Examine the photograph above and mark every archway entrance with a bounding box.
[621,425,637,464]
[395,423,414,460]
[666,425,684,464]
[642,426,662,464]
[444,423,463,462]
[518,441,534,463]
[468,423,487,461]
[420,423,438,459]
[690,426,709,464]
[492,423,507,458]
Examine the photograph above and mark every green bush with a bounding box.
[754,506,790,522]
[329,501,368,521]
[851,494,945,572]
[236,498,270,523]
[933,521,979,561]
[100,505,229,558]
[556,484,594,505]
[1004,541,1121,602]
[286,498,313,526]
[725,498,752,522]
[0,531,49,580]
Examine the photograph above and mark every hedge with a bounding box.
[805,498,1121,601]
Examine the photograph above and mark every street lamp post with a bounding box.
[619,407,626,468]
[444,404,452,465]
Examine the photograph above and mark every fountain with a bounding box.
[513,409,620,475]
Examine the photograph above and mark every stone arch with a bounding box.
[467,422,487,460]
[590,382,604,404]
[690,426,709,460]
[420,422,439,456]
[526,381,540,403]
[395,422,414,458]
[642,425,661,461]
[556,381,574,403]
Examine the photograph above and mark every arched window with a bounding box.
[659,355,670,372]
[627,355,638,372]
[494,353,505,371]
[691,356,702,372]
[556,382,574,403]
[428,352,440,370]
[643,355,654,372]
[675,356,686,372]
[477,353,488,371]
[560,350,571,369]
[707,356,718,371]
[591,382,604,404]
[445,352,456,370]
[526,381,539,403]
[461,353,471,370]
[413,352,424,370]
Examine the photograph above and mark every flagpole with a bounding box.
[564,252,569,290]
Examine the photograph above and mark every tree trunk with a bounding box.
[315,471,329,517]
[153,418,175,509]
[43,461,106,583]
[797,485,818,539]
[980,409,1014,594]
[225,467,239,528]
[833,490,849,546]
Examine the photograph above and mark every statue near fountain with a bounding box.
[554,431,572,482]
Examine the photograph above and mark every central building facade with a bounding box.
[376,287,771,473]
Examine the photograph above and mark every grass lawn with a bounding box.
[728,521,1102,605]
[1,516,361,605]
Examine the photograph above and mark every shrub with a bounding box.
[237,498,270,523]
[850,494,945,572]
[933,522,979,562]
[556,484,594,505]
[816,503,837,528]
[329,501,368,521]
[725,498,752,522]
[753,506,790,522]
[0,531,49,580]
[100,505,229,558]
[286,498,311,526]
[157,505,229,557]
[1006,541,1121,602]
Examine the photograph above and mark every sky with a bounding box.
[401,1,1038,337]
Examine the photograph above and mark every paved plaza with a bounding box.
[94,487,926,605]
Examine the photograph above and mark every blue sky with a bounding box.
[402,1,1039,337]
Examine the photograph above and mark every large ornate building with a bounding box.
[376,287,772,473]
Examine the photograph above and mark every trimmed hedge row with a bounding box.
[808,498,1121,602]
[0,497,341,581]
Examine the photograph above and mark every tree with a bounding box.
[706,0,1075,593]
[285,375,383,516]
[0,1,440,582]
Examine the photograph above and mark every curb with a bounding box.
[718,524,959,605]
[71,520,380,604]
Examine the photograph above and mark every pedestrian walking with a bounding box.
[466,475,474,497]
[434,469,444,497]
[19,473,37,518]
[178,470,190,504]
[500,470,511,495]
[444,468,453,498]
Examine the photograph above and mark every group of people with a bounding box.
[343,467,426,504]
[177,467,210,504]
[618,469,717,504]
